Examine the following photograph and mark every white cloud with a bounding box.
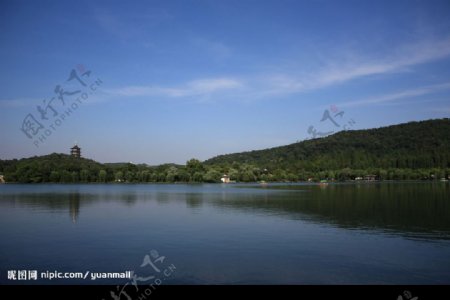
[0,78,243,108]
[339,82,450,108]
[261,37,450,95]
[82,36,450,105]
[186,78,241,94]
[107,78,243,98]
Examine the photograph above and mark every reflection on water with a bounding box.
[0,182,449,238]
[0,182,449,284]
[217,182,450,240]
[69,193,80,223]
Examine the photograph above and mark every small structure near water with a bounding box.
[363,175,377,181]
[221,174,230,183]
[355,175,377,181]
[0,175,5,184]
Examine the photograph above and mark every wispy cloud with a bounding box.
[74,36,450,106]
[428,106,450,113]
[107,78,243,99]
[260,37,450,95]
[339,82,450,108]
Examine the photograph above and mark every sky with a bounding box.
[1,0,450,165]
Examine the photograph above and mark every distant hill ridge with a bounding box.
[1,118,449,183]
[204,118,450,171]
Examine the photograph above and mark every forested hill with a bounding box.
[0,153,107,183]
[204,118,450,171]
[1,119,449,183]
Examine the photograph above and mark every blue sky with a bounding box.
[1,0,450,164]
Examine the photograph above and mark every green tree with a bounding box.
[204,169,221,183]
[228,168,239,181]
[287,173,298,182]
[49,171,60,182]
[186,159,204,180]
[60,170,72,183]
[125,171,135,182]
[98,170,107,183]
[192,172,203,182]
[157,172,166,182]
[115,171,124,182]
[138,170,150,182]
[177,169,190,182]
[71,171,79,183]
[165,166,179,182]
[80,169,89,182]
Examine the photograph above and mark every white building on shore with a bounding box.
[221,174,230,183]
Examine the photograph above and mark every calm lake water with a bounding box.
[1,182,449,285]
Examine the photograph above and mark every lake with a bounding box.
[0,182,449,285]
